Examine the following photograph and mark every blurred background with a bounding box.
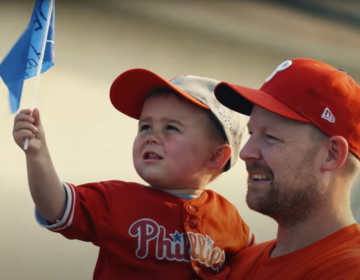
[1,0,360,279]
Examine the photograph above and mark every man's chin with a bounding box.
[246,193,267,214]
[246,200,261,213]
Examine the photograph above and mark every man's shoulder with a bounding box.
[300,226,360,279]
[323,240,360,262]
[307,247,360,279]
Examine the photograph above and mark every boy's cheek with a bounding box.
[132,137,143,153]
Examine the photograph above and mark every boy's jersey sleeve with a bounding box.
[227,202,256,250]
[242,221,256,248]
[35,181,113,244]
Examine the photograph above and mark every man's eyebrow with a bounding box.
[246,122,271,132]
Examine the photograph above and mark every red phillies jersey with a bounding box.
[36,181,255,280]
[227,224,360,280]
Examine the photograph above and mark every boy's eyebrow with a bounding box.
[139,117,152,124]
[138,117,184,126]
[164,118,185,127]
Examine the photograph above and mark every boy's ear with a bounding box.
[321,136,348,172]
[207,144,232,170]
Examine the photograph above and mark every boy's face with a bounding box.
[133,93,216,190]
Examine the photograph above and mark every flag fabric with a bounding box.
[0,0,55,113]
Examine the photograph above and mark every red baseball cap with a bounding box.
[110,69,208,119]
[110,68,248,171]
[214,58,360,159]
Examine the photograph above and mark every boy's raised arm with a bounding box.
[13,108,66,223]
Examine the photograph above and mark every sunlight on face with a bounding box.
[241,106,327,228]
[132,93,216,190]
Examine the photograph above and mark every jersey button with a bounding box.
[188,219,197,228]
[189,205,197,212]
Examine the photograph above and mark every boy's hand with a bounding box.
[13,108,46,155]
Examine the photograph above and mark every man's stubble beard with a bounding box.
[246,149,328,229]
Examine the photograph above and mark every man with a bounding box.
[214,58,360,279]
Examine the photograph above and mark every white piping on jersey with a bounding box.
[34,182,75,230]
[51,182,76,231]
[244,231,254,248]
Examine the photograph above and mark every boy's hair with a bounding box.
[145,89,228,180]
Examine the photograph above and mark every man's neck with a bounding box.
[270,206,356,258]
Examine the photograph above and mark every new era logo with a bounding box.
[321,108,335,123]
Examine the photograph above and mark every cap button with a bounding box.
[338,68,347,73]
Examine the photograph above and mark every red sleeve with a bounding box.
[40,182,113,244]
[242,220,256,248]
[233,207,256,250]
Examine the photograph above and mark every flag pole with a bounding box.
[24,0,55,151]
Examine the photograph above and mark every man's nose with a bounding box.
[240,135,261,162]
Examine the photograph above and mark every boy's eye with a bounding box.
[140,124,151,131]
[166,125,179,131]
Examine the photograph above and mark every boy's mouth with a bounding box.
[143,151,163,160]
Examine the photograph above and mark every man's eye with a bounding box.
[265,134,278,141]
[166,125,179,131]
[140,125,151,131]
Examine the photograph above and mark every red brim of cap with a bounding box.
[215,82,310,123]
[110,69,209,119]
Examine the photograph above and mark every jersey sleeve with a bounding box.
[243,226,256,248]
[239,216,256,249]
[35,181,113,244]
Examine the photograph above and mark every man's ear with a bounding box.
[207,144,232,170]
[321,136,348,172]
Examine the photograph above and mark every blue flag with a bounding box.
[0,0,55,113]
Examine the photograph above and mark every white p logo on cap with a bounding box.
[265,60,292,82]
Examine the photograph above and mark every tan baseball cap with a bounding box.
[110,68,247,171]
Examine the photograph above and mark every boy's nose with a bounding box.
[145,132,161,145]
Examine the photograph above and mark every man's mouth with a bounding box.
[248,172,271,182]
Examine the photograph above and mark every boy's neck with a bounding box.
[149,185,204,196]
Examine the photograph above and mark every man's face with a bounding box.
[240,106,327,227]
